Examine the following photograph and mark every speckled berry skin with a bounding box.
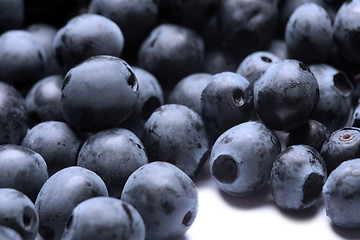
[210,121,281,197]
[270,145,327,210]
[321,127,360,175]
[77,128,148,198]
[253,59,319,131]
[21,121,82,176]
[0,226,23,240]
[323,158,360,228]
[141,104,209,177]
[61,55,138,132]
[121,162,198,240]
[53,13,124,71]
[35,166,108,240]
[62,197,145,240]
[0,144,48,202]
[309,64,353,132]
[0,188,39,240]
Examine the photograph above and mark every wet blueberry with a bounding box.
[35,166,108,240]
[270,145,327,210]
[62,197,145,240]
[121,162,198,240]
[210,121,281,196]
[77,128,148,198]
[323,158,360,228]
[0,188,39,240]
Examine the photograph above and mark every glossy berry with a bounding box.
[53,13,124,71]
[0,188,39,240]
[21,121,82,176]
[321,127,360,174]
[61,55,138,132]
[62,197,145,240]
[323,158,360,228]
[210,121,281,197]
[253,59,319,131]
[121,162,198,240]
[141,104,209,177]
[77,128,148,198]
[0,144,48,201]
[270,145,327,210]
[35,166,108,240]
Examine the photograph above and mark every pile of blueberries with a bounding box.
[2,0,360,239]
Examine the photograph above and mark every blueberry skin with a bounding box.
[0,144,48,202]
[53,14,124,71]
[138,23,205,89]
[168,73,212,115]
[35,166,108,240]
[285,3,333,64]
[0,30,46,88]
[0,226,23,240]
[286,119,330,152]
[201,72,252,141]
[21,121,82,176]
[141,104,209,177]
[270,145,327,210]
[217,0,278,56]
[309,64,353,132]
[121,162,198,240]
[62,197,145,240]
[236,51,281,85]
[253,59,319,131]
[77,128,148,198]
[321,127,360,175]
[88,0,158,50]
[0,188,38,240]
[0,0,24,33]
[0,81,28,144]
[25,75,64,125]
[61,55,138,132]
[322,158,360,228]
[334,0,360,63]
[121,67,164,138]
[210,121,281,197]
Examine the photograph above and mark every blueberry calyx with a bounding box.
[212,155,238,184]
[339,132,355,142]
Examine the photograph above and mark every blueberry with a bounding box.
[253,59,319,131]
[21,121,82,176]
[121,162,198,240]
[77,128,148,198]
[61,55,138,132]
[0,144,48,201]
[138,23,205,89]
[35,166,108,240]
[323,158,360,228]
[351,102,360,127]
[120,66,164,138]
[271,145,326,210]
[202,48,239,74]
[210,121,281,197]
[309,64,353,132]
[62,197,145,240]
[168,73,212,115]
[334,0,360,63]
[25,75,64,125]
[285,3,333,63]
[286,119,330,152]
[0,226,23,240]
[0,0,24,33]
[320,127,360,174]
[0,81,28,144]
[53,14,124,71]
[0,188,38,240]
[141,104,209,177]
[200,72,252,141]
[266,39,290,60]
[217,0,278,56]
[0,30,46,89]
